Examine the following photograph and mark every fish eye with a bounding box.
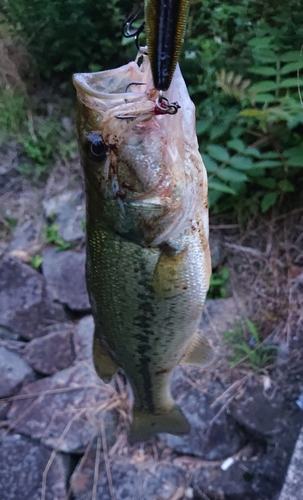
[85,133,108,162]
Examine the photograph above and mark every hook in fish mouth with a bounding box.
[125,81,147,93]
[155,92,181,115]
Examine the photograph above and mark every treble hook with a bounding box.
[155,91,181,115]
[122,10,146,52]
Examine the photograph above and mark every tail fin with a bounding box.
[129,405,190,443]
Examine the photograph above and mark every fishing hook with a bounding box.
[122,10,146,53]
[125,81,147,93]
[155,91,181,115]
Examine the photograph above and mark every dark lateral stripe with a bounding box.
[145,0,189,90]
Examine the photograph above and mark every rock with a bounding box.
[160,367,245,460]
[9,219,39,253]
[0,346,34,398]
[7,362,119,453]
[0,433,68,500]
[0,256,67,340]
[0,338,27,357]
[193,462,257,500]
[73,315,94,362]
[24,323,75,375]
[230,379,288,438]
[0,325,20,341]
[0,401,10,420]
[43,190,85,242]
[277,427,303,500]
[42,248,90,311]
[71,455,187,500]
[0,142,19,194]
[199,298,245,350]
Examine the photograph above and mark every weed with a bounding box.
[207,267,229,299]
[29,255,43,269]
[224,318,278,371]
[3,216,18,231]
[44,224,70,251]
[0,86,26,135]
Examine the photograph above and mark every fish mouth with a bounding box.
[73,58,151,99]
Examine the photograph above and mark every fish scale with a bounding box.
[73,54,212,441]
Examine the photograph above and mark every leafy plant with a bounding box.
[224,318,278,370]
[29,255,43,269]
[0,85,26,137]
[44,224,70,251]
[207,267,229,299]
[1,0,134,80]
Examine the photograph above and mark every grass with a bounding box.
[207,266,229,299]
[44,224,71,251]
[0,84,77,180]
[224,318,278,371]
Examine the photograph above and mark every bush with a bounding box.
[179,0,303,211]
[1,0,134,80]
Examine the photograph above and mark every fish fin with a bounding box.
[129,405,190,443]
[93,334,118,382]
[180,334,214,366]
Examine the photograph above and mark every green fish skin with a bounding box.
[73,54,212,442]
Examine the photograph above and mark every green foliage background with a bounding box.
[1,0,303,212]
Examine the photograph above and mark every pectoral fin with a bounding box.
[93,334,118,381]
[180,334,214,366]
[129,405,190,443]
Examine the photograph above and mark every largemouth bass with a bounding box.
[73,53,212,442]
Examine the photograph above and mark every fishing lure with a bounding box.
[145,0,189,91]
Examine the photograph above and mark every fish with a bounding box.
[73,53,212,442]
[145,0,190,90]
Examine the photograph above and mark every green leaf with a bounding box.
[248,37,273,48]
[217,168,248,182]
[284,146,303,167]
[208,180,236,194]
[208,190,222,208]
[261,192,278,212]
[253,50,278,64]
[258,178,276,188]
[196,119,211,135]
[280,51,302,62]
[278,180,294,192]
[244,147,260,158]
[250,81,278,92]
[202,154,218,172]
[253,160,282,168]
[240,109,264,118]
[210,123,229,140]
[227,139,245,152]
[261,151,280,159]
[253,93,276,104]
[248,167,265,177]
[280,61,303,74]
[245,318,259,343]
[206,145,229,162]
[249,66,276,76]
[279,78,303,88]
[229,156,254,170]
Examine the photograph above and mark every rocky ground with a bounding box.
[0,148,303,500]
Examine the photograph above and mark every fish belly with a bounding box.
[86,217,208,414]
